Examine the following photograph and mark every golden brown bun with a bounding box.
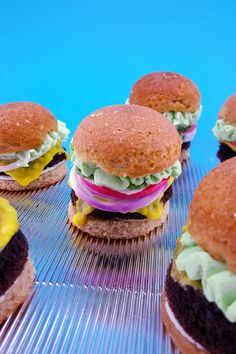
[219,93,236,126]
[73,104,181,178]
[68,201,169,239]
[188,157,236,273]
[161,292,208,354]
[0,161,68,191]
[129,72,201,113]
[0,259,35,325]
[0,102,58,153]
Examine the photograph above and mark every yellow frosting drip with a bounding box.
[73,199,95,226]
[0,198,19,250]
[0,141,65,186]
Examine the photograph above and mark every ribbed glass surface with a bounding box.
[0,138,219,354]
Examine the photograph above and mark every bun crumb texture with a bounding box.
[0,102,57,154]
[129,72,201,113]
[73,104,181,177]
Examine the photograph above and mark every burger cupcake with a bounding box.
[162,157,236,354]
[0,102,70,191]
[127,72,202,161]
[0,197,35,324]
[213,93,236,162]
[69,104,182,239]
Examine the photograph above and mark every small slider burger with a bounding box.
[162,157,236,354]
[127,72,202,161]
[0,102,70,191]
[69,104,182,239]
[0,198,34,324]
[213,93,236,162]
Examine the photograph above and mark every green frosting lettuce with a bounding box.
[176,231,236,323]
[0,120,70,166]
[212,119,236,142]
[70,143,182,191]
[163,105,202,132]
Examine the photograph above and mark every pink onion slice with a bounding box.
[81,175,169,198]
[182,125,197,143]
[70,167,168,213]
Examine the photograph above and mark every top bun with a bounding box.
[0,102,58,153]
[129,72,201,113]
[219,93,236,126]
[188,157,236,273]
[73,104,181,178]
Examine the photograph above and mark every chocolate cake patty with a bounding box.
[0,230,28,296]
[161,185,172,204]
[44,151,67,168]
[217,142,236,162]
[165,263,236,354]
[181,141,191,150]
[0,151,67,177]
[70,185,172,221]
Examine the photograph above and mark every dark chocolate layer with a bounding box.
[70,185,172,221]
[165,263,236,354]
[0,151,67,176]
[181,141,191,150]
[217,142,236,162]
[0,230,28,296]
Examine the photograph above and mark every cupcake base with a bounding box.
[161,291,208,354]
[163,263,236,354]
[68,201,169,239]
[0,259,35,324]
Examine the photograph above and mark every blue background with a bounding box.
[0,0,235,149]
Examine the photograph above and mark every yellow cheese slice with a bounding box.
[0,141,65,186]
[0,198,19,250]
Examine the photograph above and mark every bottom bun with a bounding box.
[180,147,190,162]
[0,161,68,191]
[68,201,169,239]
[161,291,208,354]
[0,259,35,324]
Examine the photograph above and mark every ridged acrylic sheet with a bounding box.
[0,138,219,354]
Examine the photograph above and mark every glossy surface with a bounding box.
[0,132,219,353]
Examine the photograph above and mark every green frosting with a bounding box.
[70,143,182,191]
[0,120,70,166]
[163,105,202,132]
[176,231,236,323]
[212,119,236,142]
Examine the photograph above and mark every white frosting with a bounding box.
[0,160,65,181]
[165,300,205,351]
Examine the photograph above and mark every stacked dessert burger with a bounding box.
[162,157,236,354]
[69,104,182,239]
[0,102,70,191]
[0,198,34,324]
[127,72,202,161]
[213,93,236,162]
